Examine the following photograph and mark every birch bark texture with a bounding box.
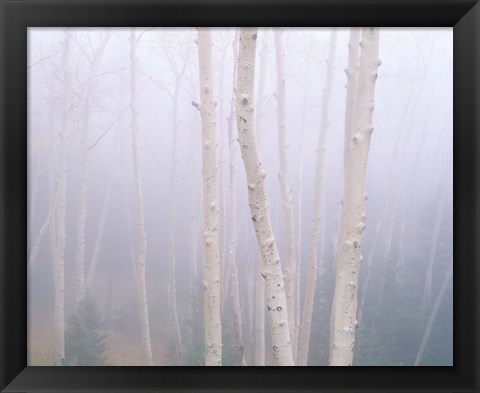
[329,27,380,366]
[236,27,294,366]
[297,29,337,367]
[130,28,154,366]
[273,30,297,358]
[254,34,267,367]
[343,29,362,165]
[196,28,222,367]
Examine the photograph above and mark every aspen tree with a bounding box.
[28,195,56,270]
[422,169,451,308]
[196,28,222,366]
[223,30,246,366]
[74,33,109,304]
[236,27,294,366]
[163,36,189,365]
[52,30,72,366]
[130,28,154,366]
[231,247,246,365]
[415,260,452,365]
[87,70,127,290]
[297,30,337,366]
[188,112,200,363]
[332,28,361,272]
[217,42,227,310]
[273,30,297,357]
[28,64,59,272]
[377,194,399,305]
[86,165,114,289]
[343,29,361,165]
[329,27,380,366]
[254,33,267,367]
[47,83,58,299]
[293,34,315,353]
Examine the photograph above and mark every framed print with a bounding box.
[1,0,478,392]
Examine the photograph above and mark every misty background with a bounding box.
[27,27,452,366]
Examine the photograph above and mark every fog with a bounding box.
[27,27,452,366]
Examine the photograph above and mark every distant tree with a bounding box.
[129,28,154,366]
[422,169,452,308]
[74,32,110,304]
[52,30,73,366]
[65,294,108,366]
[297,29,337,366]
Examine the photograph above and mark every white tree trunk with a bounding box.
[217,48,226,311]
[331,29,361,278]
[343,29,362,165]
[273,30,297,358]
[329,27,380,366]
[74,34,109,304]
[422,173,451,308]
[297,30,337,366]
[293,35,315,355]
[28,194,56,271]
[415,260,452,365]
[197,28,222,366]
[236,27,294,366]
[52,31,73,366]
[167,82,184,364]
[223,29,246,366]
[377,198,398,305]
[253,34,267,367]
[130,28,154,366]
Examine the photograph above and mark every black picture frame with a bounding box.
[1,0,478,392]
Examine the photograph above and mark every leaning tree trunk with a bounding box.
[297,29,337,366]
[85,164,114,290]
[329,27,380,366]
[273,30,297,358]
[28,193,56,271]
[415,260,452,365]
[196,28,222,366]
[236,27,294,366]
[130,28,154,366]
